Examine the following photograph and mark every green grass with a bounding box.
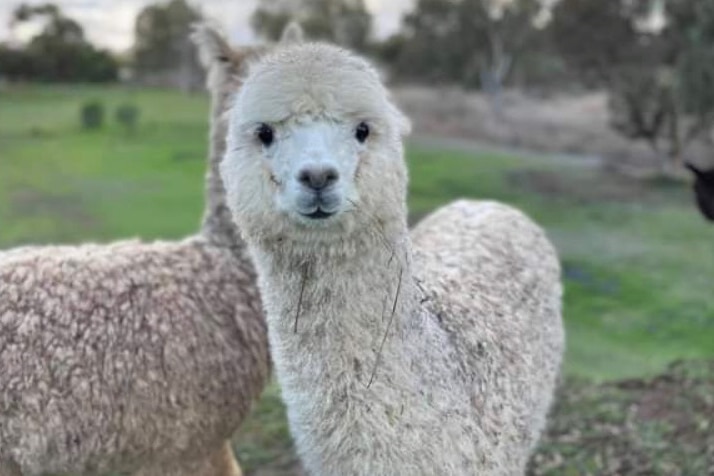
[0,84,209,244]
[2,84,713,474]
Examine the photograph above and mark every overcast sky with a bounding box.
[0,0,414,51]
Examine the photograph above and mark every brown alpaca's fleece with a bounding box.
[0,239,266,476]
[0,26,271,476]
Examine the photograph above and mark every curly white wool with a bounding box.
[221,42,565,476]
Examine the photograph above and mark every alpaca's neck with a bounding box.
[254,219,452,402]
[251,224,460,472]
[200,89,242,250]
[257,226,422,381]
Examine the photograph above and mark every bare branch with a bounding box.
[294,263,309,333]
[367,266,403,388]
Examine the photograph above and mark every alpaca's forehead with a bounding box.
[236,86,387,127]
[235,44,388,125]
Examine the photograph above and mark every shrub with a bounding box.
[80,101,104,130]
[115,103,140,134]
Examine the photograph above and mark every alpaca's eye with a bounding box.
[256,123,274,147]
[355,122,370,143]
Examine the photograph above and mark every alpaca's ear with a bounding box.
[280,21,304,44]
[191,22,265,95]
[191,23,234,70]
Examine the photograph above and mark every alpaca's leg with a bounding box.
[134,441,243,476]
[201,441,243,476]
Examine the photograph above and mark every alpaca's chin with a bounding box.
[283,201,351,230]
[293,209,340,226]
[271,210,365,247]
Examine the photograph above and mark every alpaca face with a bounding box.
[222,43,411,245]
[252,119,363,223]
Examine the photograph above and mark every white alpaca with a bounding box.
[0,27,281,476]
[220,42,565,475]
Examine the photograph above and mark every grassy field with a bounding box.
[2,84,713,474]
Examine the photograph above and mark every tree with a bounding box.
[388,0,466,84]
[384,0,544,107]
[251,0,372,51]
[465,0,542,106]
[0,3,117,82]
[549,0,642,85]
[607,0,714,172]
[133,0,202,90]
[0,46,34,80]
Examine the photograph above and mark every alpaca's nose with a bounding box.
[297,166,339,191]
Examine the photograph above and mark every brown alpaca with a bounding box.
[0,26,284,476]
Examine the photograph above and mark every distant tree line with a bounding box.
[251,0,371,51]
[550,0,714,171]
[0,3,117,82]
[132,0,203,90]
[3,0,713,173]
[251,0,555,91]
[250,0,714,172]
[0,0,202,87]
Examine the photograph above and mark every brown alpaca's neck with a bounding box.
[200,90,243,250]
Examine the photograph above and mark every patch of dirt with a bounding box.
[632,362,714,449]
[508,169,647,203]
[529,360,714,476]
[507,168,690,205]
[394,86,714,175]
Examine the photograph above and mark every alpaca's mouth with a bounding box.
[296,193,341,221]
[301,208,335,220]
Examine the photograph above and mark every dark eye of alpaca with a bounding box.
[355,122,370,143]
[256,123,274,147]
